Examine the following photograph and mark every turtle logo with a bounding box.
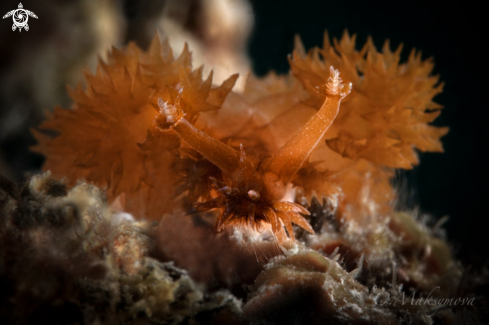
[2,3,37,32]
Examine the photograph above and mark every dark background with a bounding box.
[1,0,488,267]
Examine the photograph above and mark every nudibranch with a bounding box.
[156,66,351,242]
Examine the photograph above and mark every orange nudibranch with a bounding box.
[155,66,350,242]
[157,66,349,192]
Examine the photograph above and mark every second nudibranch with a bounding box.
[155,66,351,242]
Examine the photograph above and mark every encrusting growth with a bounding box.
[155,66,351,242]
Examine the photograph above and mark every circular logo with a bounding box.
[13,9,28,28]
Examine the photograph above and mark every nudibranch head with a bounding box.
[189,145,313,242]
[156,66,350,242]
